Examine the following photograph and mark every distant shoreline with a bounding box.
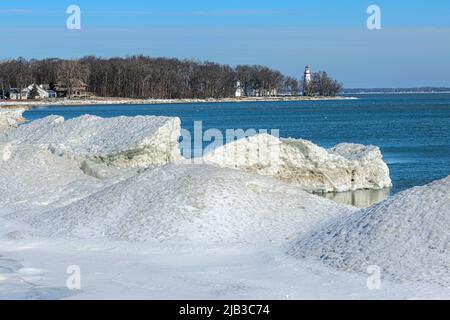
[0,96,355,108]
[343,91,450,95]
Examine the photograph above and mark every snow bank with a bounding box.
[290,176,450,286]
[0,114,181,213]
[0,108,25,133]
[203,134,392,193]
[26,164,352,244]
[19,114,181,168]
[1,113,181,167]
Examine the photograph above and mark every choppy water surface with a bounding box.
[25,94,450,207]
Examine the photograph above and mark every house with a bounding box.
[8,88,22,100]
[72,80,93,98]
[51,83,68,98]
[235,81,244,98]
[21,84,51,99]
[47,90,57,98]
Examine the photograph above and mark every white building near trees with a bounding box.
[304,65,311,85]
[303,65,312,96]
[235,81,244,98]
[21,84,54,100]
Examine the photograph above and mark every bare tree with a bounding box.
[0,56,342,99]
[57,60,90,98]
[311,71,343,97]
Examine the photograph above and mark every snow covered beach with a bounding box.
[0,95,355,109]
[0,109,448,299]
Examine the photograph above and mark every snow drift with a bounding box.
[18,114,180,168]
[26,164,352,244]
[290,176,450,286]
[0,108,25,133]
[0,113,181,169]
[203,134,392,193]
[0,114,181,213]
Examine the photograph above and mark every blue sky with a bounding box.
[1,0,450,87]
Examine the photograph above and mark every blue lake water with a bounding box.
[24,93,450,200]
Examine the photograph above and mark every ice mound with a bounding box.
[203,134,392,193]
[0,114,180,212]
[26,164,352,244]
[290,176,450,286]
[0,108,25,133]
[2,114,181,168]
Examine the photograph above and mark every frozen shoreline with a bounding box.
[0,110,448,299]
[0,95,356,108]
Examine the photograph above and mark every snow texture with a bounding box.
[0,108,25,133]
[290,176,450,286]
[203,133,392,193]
[26,163,352,244]
[0,112,447,299]
[0,114,180,214]
[11,114,181,168]
[0,113,181,170]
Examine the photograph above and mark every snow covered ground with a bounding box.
[0,108,25,133]
[0,111,448,299]
[0,95,355,108]
[290,176,450,287]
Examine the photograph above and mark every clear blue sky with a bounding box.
[1,0,450,87]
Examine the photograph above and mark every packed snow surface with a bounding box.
[0,114,180,214]
[0,108,25,133]
[6,114,181,168]
[290,176,450,286]
[203,134,392,193]
[26,163,352,243]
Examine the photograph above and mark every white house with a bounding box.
[235,81,244,98]
[8,88,22,100]
[47,90,57,98]
[21,84,51,99]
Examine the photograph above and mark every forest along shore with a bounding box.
[0,95,355,108]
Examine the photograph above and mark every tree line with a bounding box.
[303,71,343,97]
[0,56,343,99]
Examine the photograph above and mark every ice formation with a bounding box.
[19,114,181,168]
[0,108,25,133]
[0,114,181,213]
[25,163,352,244]
[1,113,181,167]
[1,112,447,298]
[1,114,352,244]
[290,176,450,286]
[203,134,392,193]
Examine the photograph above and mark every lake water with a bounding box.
[24,94,450,206]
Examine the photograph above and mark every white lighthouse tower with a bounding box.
[304,65,311,84]
[303,65,312,96]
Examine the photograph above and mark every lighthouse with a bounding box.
[303,65,312,96]
[304,65,311,84]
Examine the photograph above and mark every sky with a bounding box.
[1,0,450,88]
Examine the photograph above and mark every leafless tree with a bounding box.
[57,60,90,97]
[0,56,342,99]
